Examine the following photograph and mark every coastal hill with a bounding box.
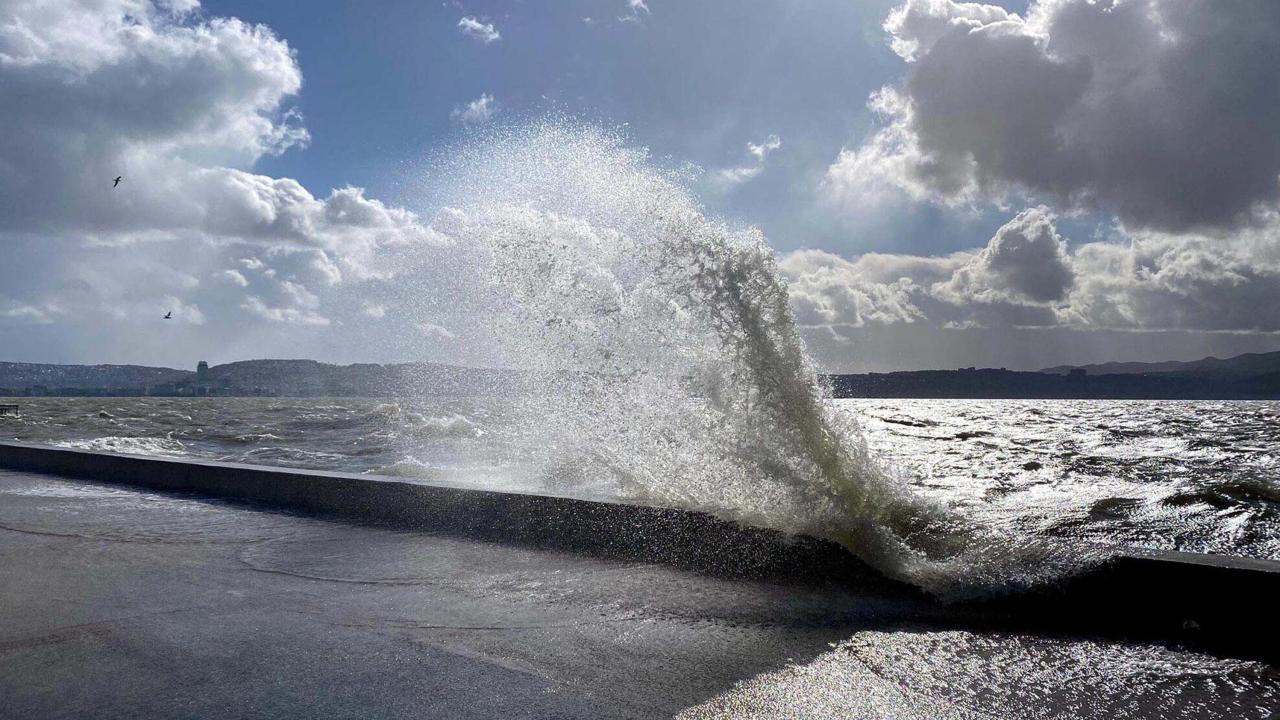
[0,362,192,392]
[199,360,515,397]
[3,351,1280,399]
[829,350,1280,400]
[0,359,515,397]
[1041,350,1280,377]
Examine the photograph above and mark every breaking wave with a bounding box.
[420,121,1093,595]
[54,436,189,458]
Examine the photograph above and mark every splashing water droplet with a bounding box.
[413,120,1096,595]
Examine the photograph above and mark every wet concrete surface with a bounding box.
[2,468,1277,719]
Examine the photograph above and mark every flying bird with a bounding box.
[163,311,172,320]
[113,176,122,188]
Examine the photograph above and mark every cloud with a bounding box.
[780,251,928,332]
[0,301,59,324]
[715,134,781,187]
[620,0,650,23]
[783,207,1280,337]
[416,322,455,340]
[824,88,978,211]
[216,269,249,287]
[934,207,1073,305]
[831,0,1280,233]
[457,16,500,44]
[156,296,206,325]
[1063,227,1280,333]
[883,0,1013,62]
[361,304,387,319]
[241,296,329,326]
[451,93,498,126]
[0,0,439,353]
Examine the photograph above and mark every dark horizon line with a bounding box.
[5,346,1280,377]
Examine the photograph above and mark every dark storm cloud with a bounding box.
[935,207,1074,305]
[830,0,1280,233]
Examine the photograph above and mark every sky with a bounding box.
[3,0,1280,372]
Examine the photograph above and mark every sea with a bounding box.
[5,395,1280,717]
[3,396,1277,570]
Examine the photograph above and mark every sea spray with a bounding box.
[416,121,1094,595]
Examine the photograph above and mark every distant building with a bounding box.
[196,361,210,381]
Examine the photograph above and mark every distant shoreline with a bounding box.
[827,368,1280,400]
[3,355,1280,400]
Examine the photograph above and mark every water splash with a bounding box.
[422,121,1092,595]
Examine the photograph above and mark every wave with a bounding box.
[404,413,483,438]
[420,121,1093,596]
[366,456,447,480]
[238,446,349,466]
[54,436,189,458]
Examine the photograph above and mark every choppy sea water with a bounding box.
[2,396,1277,565]
[850,399,1280,562]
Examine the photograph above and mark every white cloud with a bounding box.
[1062,228,1280,333]
[824,88,979,211]
[416,322,455,340]
[457,16,500,44]
[158,296,206,326]
[620,0,650,23]
[361,304,387,319]
[715,134,781,187]
[780,250,927,328]
[883,0,1013,62]
[0,302,59,324]
[280,281,320,310]
[241,296,329,326]
[833,0,1280,232]
[216,269,249,287]
[98,294,206,326]
[451,93,498,126]
[308,250,343,285]
[782,208,1280,336]
[0,0,439,345]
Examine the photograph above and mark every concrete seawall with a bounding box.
[0,440,881,587]
[1,440,1277,663]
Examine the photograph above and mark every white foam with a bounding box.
[416,121,1092,595]
[54,436,189,458]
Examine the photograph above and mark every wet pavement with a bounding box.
[1,468,1277,719]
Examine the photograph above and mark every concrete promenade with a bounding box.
[1,443,1278,717]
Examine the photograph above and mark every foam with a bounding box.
[419,121,1098,595]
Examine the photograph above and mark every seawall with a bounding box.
[1,440,1276,662]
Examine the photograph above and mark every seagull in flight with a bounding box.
[163,311,172,320]
[113,176,122,188]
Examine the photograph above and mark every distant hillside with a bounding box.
[200,359,517,397]
[0,359,518,397]
[0,362,190,391]
[7,350,1280,399]
[829,365,1280,400]
[1042,351,1280,376]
